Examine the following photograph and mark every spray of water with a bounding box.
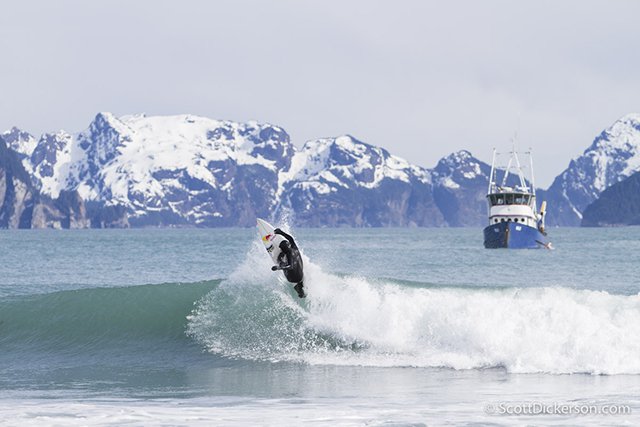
[187,238,640,375]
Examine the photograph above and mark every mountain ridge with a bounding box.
[581,171,640,227]
[544,113,640,226]
[2,112,640,228]
[0,134,110,229]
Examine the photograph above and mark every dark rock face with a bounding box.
[86,202,129,228]
[53,190,90,229]
[0,135,36,228]
[30,192,86,229]
[282,176,444,227]
[581,172,640,226]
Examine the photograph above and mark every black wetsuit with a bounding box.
[273,228,305,297]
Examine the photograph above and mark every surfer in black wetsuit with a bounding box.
[270,228,305,298]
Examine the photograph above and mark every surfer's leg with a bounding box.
[294,281,305,298]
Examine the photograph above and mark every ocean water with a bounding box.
[1,227,639,426]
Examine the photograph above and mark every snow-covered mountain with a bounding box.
[431,150,492,227]
[544,113,640,226]
[0,112,556,228]
[5,113,296,226]
[0,134,92,229]
[5,111,638,228]
[276,135,445,226]
[3,113,458,227]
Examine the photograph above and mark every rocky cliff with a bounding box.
[581,171,640,226]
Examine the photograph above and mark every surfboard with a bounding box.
[256,218,287,266]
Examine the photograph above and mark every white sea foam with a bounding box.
[2,394,639,427]
[187,244,640,375]
[0,398,401,427]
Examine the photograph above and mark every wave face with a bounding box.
[0,281,218,354]
[187,242,640,375]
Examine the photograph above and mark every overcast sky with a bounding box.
[1,0,639,186]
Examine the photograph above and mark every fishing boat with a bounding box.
[483,148,551,249]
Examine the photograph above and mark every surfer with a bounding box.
[270,228,305,298]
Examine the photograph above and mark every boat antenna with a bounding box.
[528,147,536,196]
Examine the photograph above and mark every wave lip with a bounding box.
[187,243,640,375]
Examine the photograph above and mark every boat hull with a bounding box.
[483,221,549,249]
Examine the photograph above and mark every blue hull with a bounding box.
[483,222,549,249]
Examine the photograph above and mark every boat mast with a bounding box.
[512,150,527,190]
[528,148,536,196]
[488,148,497,194]
[501,149,513,188]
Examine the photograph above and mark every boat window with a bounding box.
[514,218,518,222]
[505,194,514,205]
[494,219,498,223]
[521,218,525,222]
[501,218,505,222]
[494,195,504,205]
[524,195,531,205]
[514,195,524,204]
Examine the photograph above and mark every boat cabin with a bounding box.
[487,192,533,207]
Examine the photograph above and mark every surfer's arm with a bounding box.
[271,264,292,271]
[274,228,296,247]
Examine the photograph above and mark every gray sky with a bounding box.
[1,0,639,187]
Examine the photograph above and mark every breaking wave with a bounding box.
[186,241,640,375]
[3,241,639,375]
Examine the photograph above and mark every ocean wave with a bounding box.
[3,241,639,375]
[0,281,218,351]
[187,241,640,375]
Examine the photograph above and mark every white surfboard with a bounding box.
[256,218,287,266]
